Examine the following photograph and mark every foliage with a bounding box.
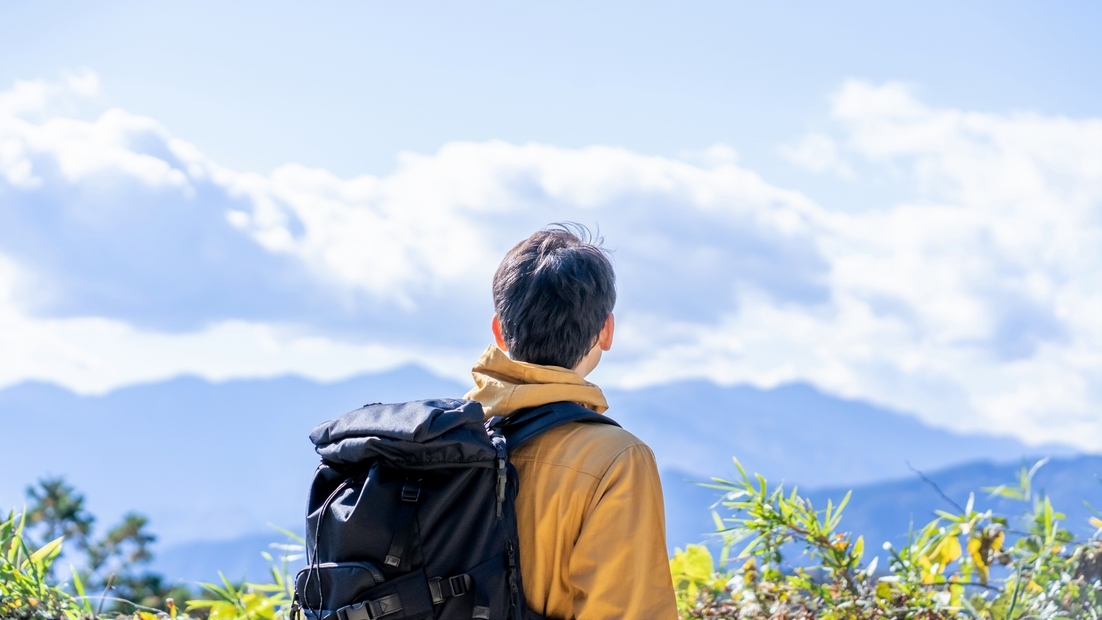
[184,528,304,620]
[2,505,184,620]
[672,544,730,613]
[24,478,95,558]
[671,459,1102,619]
[3,477,305,620]
[84,512,190,611]
[1,503,305,620]
[20,477,186,614]
[0,509,73,619]
[8,461,1102,619]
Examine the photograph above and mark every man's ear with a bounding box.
[597,313,615,352]
[491,315,509,352]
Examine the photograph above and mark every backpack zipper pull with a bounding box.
[290,593,302,620]
[492,434,507,519]
[506,541,524,617]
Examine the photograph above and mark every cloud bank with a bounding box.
[1,72,1099,449]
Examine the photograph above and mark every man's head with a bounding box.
[491,224,616,374]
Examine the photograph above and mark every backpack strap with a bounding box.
[494,401,620,453]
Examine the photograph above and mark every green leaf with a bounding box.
[984,484,1025,500]
[71,565,93,614]
[835,490,852,517]
[733,458,750,484]
[738,534,765,559]
[24,536,63,570]
[711,510,724,532]
[8,509,29,563]
[268,523,306,545]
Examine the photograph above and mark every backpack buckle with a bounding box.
[367,594,402,618]
[448,574,470,596]
[337,593,402,620]
[428,573,472,605]
[400,482,420,502]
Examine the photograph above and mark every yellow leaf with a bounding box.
[918,536,961,582]
[967,537,981,555]
[876,582,892,599]
[931,535,962,568]
[670,545,718,611]
[992,530,1005,551]
[917,556,937,585]
[669,544,715,586]
[1090,516,1102,530]
[210,601,242,620]
[948,582,965,609]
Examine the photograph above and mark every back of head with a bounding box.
[492,224,616,369]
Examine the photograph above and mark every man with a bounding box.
[466,225,678,620]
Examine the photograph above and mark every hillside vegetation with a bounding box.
[4,461,1101,619]
[672,459,1102,619]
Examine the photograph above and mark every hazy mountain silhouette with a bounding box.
[608,380,1073,488]
[0,365,1081,583]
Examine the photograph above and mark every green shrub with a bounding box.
[184,529,302,620]
[0,510,74,619]
[670,459,1102,619]
[0,505,301,620]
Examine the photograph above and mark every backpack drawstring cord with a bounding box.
[304,477,353,619]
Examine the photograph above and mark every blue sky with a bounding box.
[1,1,1100,449]
[5,1,1100,179]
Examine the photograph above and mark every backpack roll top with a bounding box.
[310,398,497,470]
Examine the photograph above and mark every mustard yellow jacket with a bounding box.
[466,346,678,620]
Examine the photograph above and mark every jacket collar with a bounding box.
[464,345,609,419]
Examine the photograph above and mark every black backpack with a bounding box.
[293,398,620,620]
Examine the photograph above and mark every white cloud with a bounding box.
[1,72,1100,451]
[0,68,101,118]
[779,132,856,179]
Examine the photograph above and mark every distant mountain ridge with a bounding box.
[607,380,1074,488]
[0,367,466,545]
[0,365,1083,582]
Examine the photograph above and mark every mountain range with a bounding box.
[0,365,1084,583]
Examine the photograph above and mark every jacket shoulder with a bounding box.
[509,418,654,479]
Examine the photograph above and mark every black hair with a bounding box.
[492,223,616,369]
